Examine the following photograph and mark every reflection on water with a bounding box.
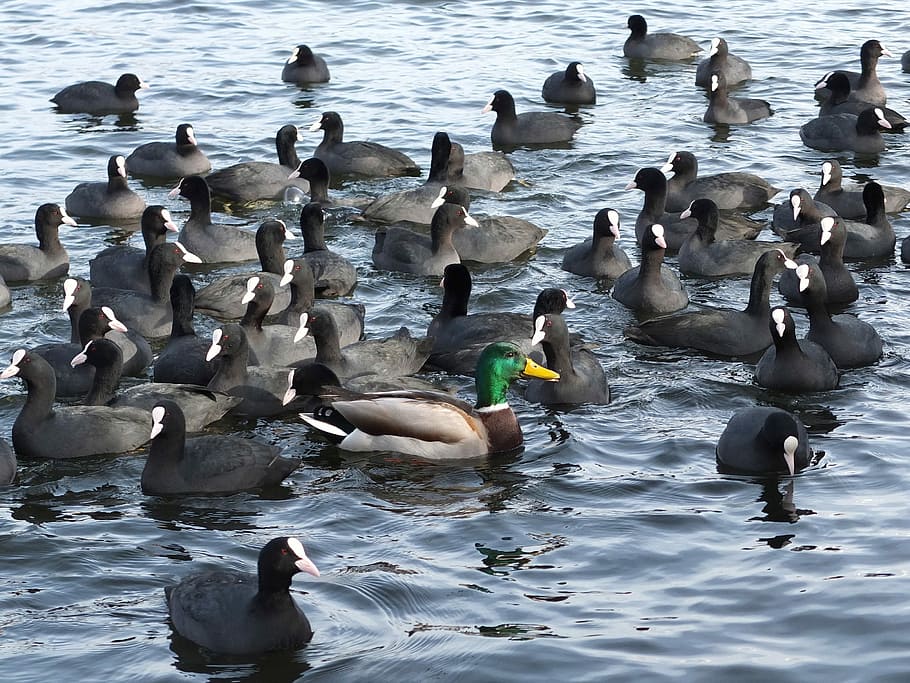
[474,534,567,576]
[750,479,816,524]
[170,633,313,680]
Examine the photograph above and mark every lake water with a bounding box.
[1,1,910,681]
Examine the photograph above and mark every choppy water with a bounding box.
[1,1,910,680]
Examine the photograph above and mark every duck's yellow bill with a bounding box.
[522,357,559,381]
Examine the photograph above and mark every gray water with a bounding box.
[1,1,910,681]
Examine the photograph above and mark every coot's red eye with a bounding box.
[281,548,288,555]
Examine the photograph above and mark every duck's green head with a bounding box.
[474,341,559,408]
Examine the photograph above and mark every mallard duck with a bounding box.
[282,362,452,408]
[299,341,559,459]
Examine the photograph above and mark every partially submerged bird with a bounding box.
[143,399,299,495]
[165,536,319,655]
[281,44,330,83]
[65,154,146,221]
[51,73,148,115]
[623,14,701,61]
[541,61,596,105]
[704,72,772,125]
[716,407,813,476]
[482,89,581,146]
[308,111,420,178]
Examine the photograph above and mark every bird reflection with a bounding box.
[708,124,732,144]
[474,534,568,576]
[750,479,817,524]
[540,411,572,446]
[301,443,529,516]
[169,631,312,679]
[758,400,844,437]
[140,497,268,533]
[621,59,649,82]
